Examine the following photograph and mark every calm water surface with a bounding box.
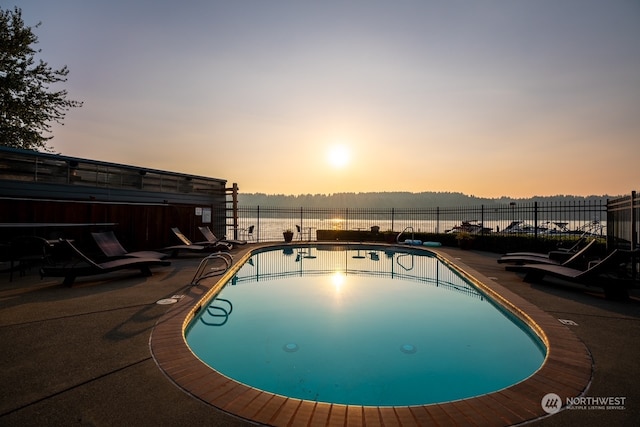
[186,245,546,406]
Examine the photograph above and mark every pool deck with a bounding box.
[1,243,638,426]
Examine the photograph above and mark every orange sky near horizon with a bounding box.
[17,0,640,198]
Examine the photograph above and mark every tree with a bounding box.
[0,6,82,151]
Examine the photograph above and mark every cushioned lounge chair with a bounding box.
[506,249,632,298]
[497,239,596,267]
[40,239,170,286]
[91,231,169,260]
[499,237,587,262]
[198,226,245,247]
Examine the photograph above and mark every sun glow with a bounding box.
[330,217,345,230]
[327,144,350,168]
[331,271,346,291]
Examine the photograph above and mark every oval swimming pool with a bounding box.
[185,244,546,407]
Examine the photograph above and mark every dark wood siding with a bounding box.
[0,198,228,251]
[1,147,229,252]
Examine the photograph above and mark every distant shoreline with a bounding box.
[238,191,614,209]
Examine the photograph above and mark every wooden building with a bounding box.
[0,146,233,252]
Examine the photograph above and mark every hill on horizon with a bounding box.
[237,191,615,209]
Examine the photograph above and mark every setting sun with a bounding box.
[327,144,350,168]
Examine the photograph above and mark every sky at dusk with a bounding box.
[14,0,640,198]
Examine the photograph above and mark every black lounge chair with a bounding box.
[162,227,208,257]
[497,239,596,267]
[9,236,53,281]
[163,227,230,257]
[91,231,169,260]
[40,239,170,286]
[198,226,245,247]
[506,249,633,299]
[498,237,587,262]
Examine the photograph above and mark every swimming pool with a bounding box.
[185,244,546,407]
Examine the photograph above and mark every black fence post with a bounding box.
[632,191,638,250]
[631,191,638,280]
[534,201,538,241]
[256,205,260,242]
[345,208,349,231]
[391,207,395,231]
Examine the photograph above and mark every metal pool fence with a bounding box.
[607,191,639,250]
[228,200,610,244]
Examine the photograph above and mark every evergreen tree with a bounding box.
[0,7,82,151]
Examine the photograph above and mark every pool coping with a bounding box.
[150,243,592,426]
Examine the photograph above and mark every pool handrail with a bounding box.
[190,252,233,286]
[396,226,414,243]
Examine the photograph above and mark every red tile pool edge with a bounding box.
[150,243,592,426]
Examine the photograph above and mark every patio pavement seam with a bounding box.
[0,356,152,417]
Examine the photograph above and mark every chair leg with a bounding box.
[19,260,28,277]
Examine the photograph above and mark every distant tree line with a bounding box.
[237,191,614,209]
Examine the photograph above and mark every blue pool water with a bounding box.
[186,245,546,406]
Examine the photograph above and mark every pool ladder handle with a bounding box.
[396,226,415,244]
[208,297,233,316]
[200,297,234,326]
[396,253,414,271]
[394,227,416,271]
[190,252,233,286]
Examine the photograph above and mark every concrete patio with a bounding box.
[1,244,638,426]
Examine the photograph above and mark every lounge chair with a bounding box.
[9,236,52,281]
[91,231,169,260]
[40,239,170,286]
[497,239,596,267]
[506,249,633,298]
[498,236,587,262]
[296,225,312,241]
[198,226,245,247]
[163,227,229,257]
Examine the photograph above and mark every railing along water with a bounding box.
[228,202,608,244]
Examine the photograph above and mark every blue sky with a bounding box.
[14,0,640,197]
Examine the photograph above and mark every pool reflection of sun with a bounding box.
[331,271,346,291]
[327,144,350,168]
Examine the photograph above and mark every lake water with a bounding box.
[228,217,605,242]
